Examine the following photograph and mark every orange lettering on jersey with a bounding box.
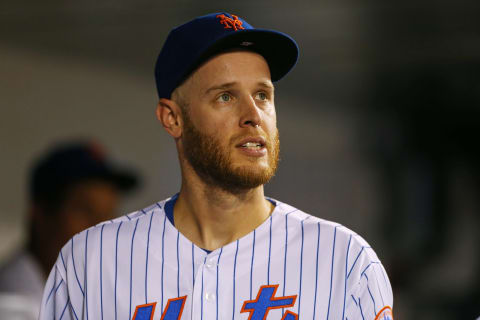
[374,306,394,320]
[216,14,245,31]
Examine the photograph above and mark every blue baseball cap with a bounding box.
[154,12,299,99]
[30,141,138,203]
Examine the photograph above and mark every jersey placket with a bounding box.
[205,252,220,320]
[191,251,219,320]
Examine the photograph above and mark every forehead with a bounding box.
[181,50,272,94]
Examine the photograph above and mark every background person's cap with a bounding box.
[30,140,138,202]
[154,12,299,99]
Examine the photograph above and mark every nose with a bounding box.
[239,96,262,128]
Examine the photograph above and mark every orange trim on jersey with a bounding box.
[240,284,297,320]
[160,296,187,320]
[374,306,394,320]
[132,302,157,320]
[281,310,298,320]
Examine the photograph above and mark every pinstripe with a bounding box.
[351,295,358,306]
[114,221,123,320]
[282,213,289,317]
[358,298,365,320]
[145,210,154,303]
[129,219,140,320]
[71,238,84,296]
[342,235,352,320]
[100,224,105,320]
[60,251,67,273]
[54,280,65,310]
[313,222,320,320]
[367,283,377,315]
[372,265,385,307]
[347,246,371,279]
[232,239,239,320]
[298,219,305,318]
[267,214,272,285]
[326,226,338,320]
[192,243,195,285]
[59,298,70,320]
[69,298,79,320]
[361,262,379,278]
[285,209,299,215]
[45,278,59,305]
[216,247,223,320]
[177,231,180,297]
[85,230,89,320]
[249,230,256,300]
[161,214,166,311]
[201,256,206,320]
[379,265,392,297]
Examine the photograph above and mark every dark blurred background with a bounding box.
[1,0,479,318]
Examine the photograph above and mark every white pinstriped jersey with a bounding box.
[39,196,393,320]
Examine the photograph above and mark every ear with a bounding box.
[156,98,183,138]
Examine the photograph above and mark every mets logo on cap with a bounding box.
[216,13,245,31]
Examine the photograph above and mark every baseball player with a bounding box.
[39,12,393,320]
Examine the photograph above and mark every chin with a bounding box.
[229,165,275,187]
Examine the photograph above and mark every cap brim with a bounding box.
[188,29,299,83]
[102,169,138,192]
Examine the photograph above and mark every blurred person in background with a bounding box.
[0,140,139,318]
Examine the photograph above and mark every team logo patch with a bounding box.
[374,306,394,320]
[216,14,245,31]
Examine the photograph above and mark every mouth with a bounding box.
[235,137,268,157]
[236,137,266,150]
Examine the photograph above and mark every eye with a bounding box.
[255,92,268,101]
[217,93,232,102]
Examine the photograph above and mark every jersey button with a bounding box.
[205,292,216,302]
[205,259,216,268]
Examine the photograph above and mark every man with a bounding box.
[0,140,137,317]
[39,13,393,319]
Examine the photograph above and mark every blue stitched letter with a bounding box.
[241,285,297,320]
[132,303,155,320]
[132,296,186,320]
[160,296,187,320]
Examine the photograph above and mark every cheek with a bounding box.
[196,115,235,138]
[263,113,277,135]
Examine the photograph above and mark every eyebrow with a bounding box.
[205,82,237,95]
[257,81,275,91]
[204,80,275,95]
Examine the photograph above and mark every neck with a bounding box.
[174,172,274,251]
